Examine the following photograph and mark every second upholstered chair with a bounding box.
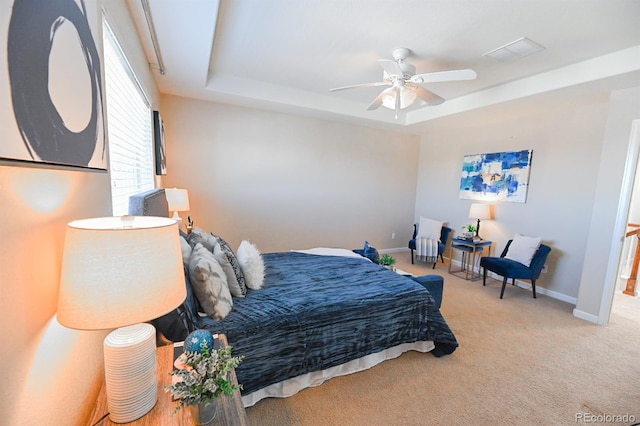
[480,236,551,299]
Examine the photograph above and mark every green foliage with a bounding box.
[462,224,477,233]
[379,254,396,266]
[165,342,244,411]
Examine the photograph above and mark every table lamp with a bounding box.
[468,203,492,240]
[165,188,190,230]
[57,216,186,423]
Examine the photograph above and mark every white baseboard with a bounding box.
[380,252,579,307]
[378,247,410,254]
[448,258,578,305]
[572,309,600,324]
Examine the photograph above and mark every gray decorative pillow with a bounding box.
[236,240,265,290]
[212,234,247,295]
[212,240,245,297]
[188,227,217,252]
[188,243,233,320]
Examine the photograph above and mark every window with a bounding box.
[103,19,154,216]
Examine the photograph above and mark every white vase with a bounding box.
[189,400,217,425]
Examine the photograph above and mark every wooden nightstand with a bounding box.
[89,334,247,426]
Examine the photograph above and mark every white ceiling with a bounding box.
[128,0,640,131]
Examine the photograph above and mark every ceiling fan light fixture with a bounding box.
[381,87,416,110]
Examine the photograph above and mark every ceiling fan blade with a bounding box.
[329,81,390,92]
[378,59,403,77]
[366,87,394,110]
[413,86,445,105]
[411,68,477,84]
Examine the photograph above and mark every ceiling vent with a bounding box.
[484,37,545,62]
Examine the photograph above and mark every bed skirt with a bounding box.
[241,340,435,407]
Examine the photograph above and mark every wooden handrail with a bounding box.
[623,223,640,296]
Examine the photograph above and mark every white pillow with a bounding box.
[236,240,265,290]
[417,216,443,241]
[504,234,542,267]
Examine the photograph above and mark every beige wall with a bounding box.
[0,168,111,425]
[576,86,640,322]
[0,1,159,424]
[161,86,639,315]
[413,86,640,312]
[413,94,611,302]
[161,95,420,253]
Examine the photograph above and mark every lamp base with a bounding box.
[103,323,157,423]
[171,211,184,231]
[475,219,483,240]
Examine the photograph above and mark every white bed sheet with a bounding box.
[241,340,435,407]
[291,247,371,260]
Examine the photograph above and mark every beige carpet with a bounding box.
[245,253,640,425]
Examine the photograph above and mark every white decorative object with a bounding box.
[103,324,157,423]
[237,240,265,290]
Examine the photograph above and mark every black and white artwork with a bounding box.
[1,0,106,170]
[154,111,166,175]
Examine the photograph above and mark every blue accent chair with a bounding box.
[408,225,453,269]
[480,240,551,299]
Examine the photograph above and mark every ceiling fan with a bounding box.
[330,47,477,118]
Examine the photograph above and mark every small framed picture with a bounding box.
[154,110,167,175]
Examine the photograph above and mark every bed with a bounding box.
[129,189,458,407]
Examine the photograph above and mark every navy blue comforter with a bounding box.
[197,252,458,395]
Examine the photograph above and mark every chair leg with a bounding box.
[512,278,516,286]
[531,279,537,298]
[432,261,436,269]
[411,249,414,264]
[482,267,487,286]
[500,277,508,299]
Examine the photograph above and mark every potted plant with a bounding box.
[462,224,476,240]
[166,338,244,425]
[379,254,396,271]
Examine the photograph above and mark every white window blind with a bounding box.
[103,20,155,216]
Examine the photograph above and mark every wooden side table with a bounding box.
[89,334,247,426]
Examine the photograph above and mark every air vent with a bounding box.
[484,37,545,62]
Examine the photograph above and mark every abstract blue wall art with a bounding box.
[459,150,533,203]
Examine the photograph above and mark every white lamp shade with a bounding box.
[469,203,491,220]
[165,188,190,212]
[57,216,186,330]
